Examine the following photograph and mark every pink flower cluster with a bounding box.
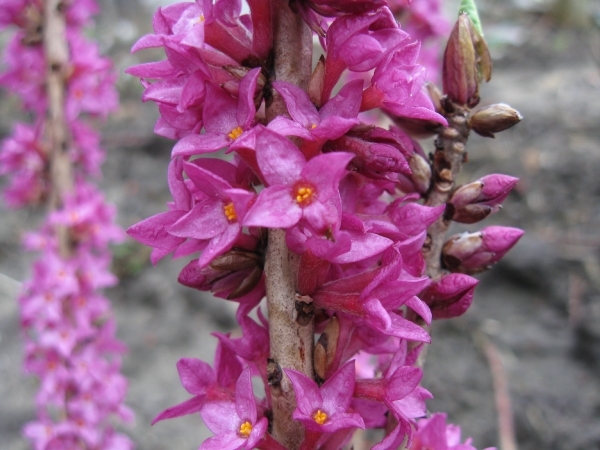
[0,1,133,449]
[127,0,521,449]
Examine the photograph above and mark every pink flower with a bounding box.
[244,127,353,235]
[199,367,268,450]
[285,361,365,433]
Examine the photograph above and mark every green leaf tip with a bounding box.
[459,0,483,36]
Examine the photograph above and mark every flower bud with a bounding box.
[448,174,518,223]
[330,135,410,175]
[419,273,479,319]
[469,103,522,138]
[447,203,493,224]
[309,55,326,107]
[442,226,524,273]
[314,316,339,380]
[210,249,262,272]
[408,153,432,194]
[442,13,491,107]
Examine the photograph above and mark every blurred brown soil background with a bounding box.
[1,0,600,448]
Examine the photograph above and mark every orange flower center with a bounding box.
[239,421,253,438]
[228,126,243,140]
[310,123,317,129]
[224,202,237,222]
[293,184,316,207]
[313,409,328,425]
[198,14,205,23]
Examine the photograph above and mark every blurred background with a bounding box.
[1,0,600,448]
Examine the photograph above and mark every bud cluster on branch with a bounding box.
[125,0,522,449]
[0,1,133,448]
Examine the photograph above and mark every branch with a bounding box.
[43,0,73,256]
[264,1,314,448]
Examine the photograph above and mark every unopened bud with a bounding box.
[442,226,523,273]
[314,316,339,380]
[442,13,491,107]
[427,82,444,115]
[420,273,479,319]
[309,55,326,108]
[408,153,432,194]
[442,231,483,271]
[469,103,522,137]
[450,181,484,207]
[447,203,493,224]
[210,249,262,271]
[331,136,409,175]
[449,174,519,222]
[228,266,263,299]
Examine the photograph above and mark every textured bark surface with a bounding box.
[264,1,314,448]
[43,0,73,256]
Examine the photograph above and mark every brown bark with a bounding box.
[43,0,73,256]
[264,1,314,448]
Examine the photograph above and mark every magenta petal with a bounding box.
[330,231,392,264]
[127,210,186,247]
[321,361,356,413]
[363,297,392,331]
[272,81,319,127]
[255,127,305,186]
[320,79,364,119]
[168,198,228,240]
[386,313,431,343]
[203,83,239,134]
[302,152,353,197]
[267,116,314,140]
[237,68,261,129]
[244,185,301,228]
[172,133,230,156]
[198,223,241,267]
[386,366,422,401]
[246,417,268,449]
[125,60,177,78]
[405,296,432,325]
[151,395,206,424]
[143,78,185,106]
[392,386,432,419]
[180,70,207,109]
[168,157,192,210]
[284,369,322,418]
[235,367,257,424]
[312,116,359,141]
[199,430,245,450]
[201,401,240,435]
[321,412,365,433]
[184,161,232,198]
[177,357,217,394]
[131,33,164,52]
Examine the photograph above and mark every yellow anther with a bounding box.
[294,185,315,206]
[198,14,205,23]
[228,126,243,140]
[239,421,253,438]
[224,202,237,222]
[313,409,328,425]
[311,123,317,129]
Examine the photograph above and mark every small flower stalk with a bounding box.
[127,0,522,449]
[0,1,133,448]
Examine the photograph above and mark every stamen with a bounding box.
[228,126,243,140]
[239,421,253,438]
[293,184,315,206]
[198,14,205,23]
[224,202,237,222]
[313,409,328,425]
